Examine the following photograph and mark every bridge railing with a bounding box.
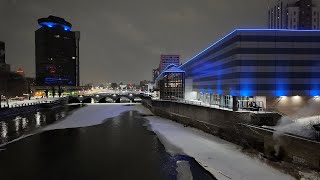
[0,100,57,109]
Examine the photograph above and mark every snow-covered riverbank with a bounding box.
[145,115,295,180]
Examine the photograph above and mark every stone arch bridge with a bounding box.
[68,93,144,104]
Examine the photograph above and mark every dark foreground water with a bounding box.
[0,109,215,180]
[0,105,82,145]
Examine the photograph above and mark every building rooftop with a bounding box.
[38,15,72,31]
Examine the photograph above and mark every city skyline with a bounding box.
[0,0,270,84]
[1,1,320,179]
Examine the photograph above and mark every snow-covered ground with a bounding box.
[0,104,303,179]
[145,116,294,180]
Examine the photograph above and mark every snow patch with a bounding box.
[176,161,192,180]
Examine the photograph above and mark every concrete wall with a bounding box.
[238,124,320,170]
[266,96,320,117]
[142,98,281,144]
[142,98,320,170]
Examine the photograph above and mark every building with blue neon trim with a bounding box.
[35,16,80,86]
[179,29,320,115]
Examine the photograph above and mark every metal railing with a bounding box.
[172,99,271,113]
[174,99,233,111]
[0,100,55,109]
[237,100,264,112]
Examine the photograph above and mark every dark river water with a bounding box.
[0,105,82,145]
[0,105,215,180]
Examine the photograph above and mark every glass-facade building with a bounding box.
[181,29,320,112]
[156,64,185,100]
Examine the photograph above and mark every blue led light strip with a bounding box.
[39,22,71,31]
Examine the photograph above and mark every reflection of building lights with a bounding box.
[1,122,8,138]
[14,117,21,132]
[22,118,28,129]
[35,112,41,127]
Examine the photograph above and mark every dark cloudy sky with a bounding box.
[0,0,271,85]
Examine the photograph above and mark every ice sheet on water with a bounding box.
[43,103,152,131]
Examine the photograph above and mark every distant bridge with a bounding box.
[68,93,145,104]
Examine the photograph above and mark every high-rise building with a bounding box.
[35,16,80,86]
[268,0,320,29]
[159,55,180,73]
[0,41,10,73]
[152,68,159,82]
[0,41,5,64]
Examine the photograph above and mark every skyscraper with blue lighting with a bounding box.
[35,16,80,86]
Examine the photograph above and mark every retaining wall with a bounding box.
[142,98,320,170]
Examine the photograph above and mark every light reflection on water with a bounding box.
[0,105,82,145]
[35,112,41,127]
[1,122,7,138]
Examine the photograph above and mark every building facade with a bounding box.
[159,55,180,72]
[152,68,160,82]
[179,29,320,115]
[268,0,320,29]
[0,41,10,96]
[156,64,185,100]
[35,16,80,86]
[0,41,10,73]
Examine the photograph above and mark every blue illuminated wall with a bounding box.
[180,29,320,97]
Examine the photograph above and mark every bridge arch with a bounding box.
[69,98,81,104]
[82,98,93,104]
[115,96,132,103]
[98,97,114,103]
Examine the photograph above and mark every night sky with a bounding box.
[0,0,272,85]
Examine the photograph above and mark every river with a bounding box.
[0,104,215,180]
